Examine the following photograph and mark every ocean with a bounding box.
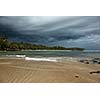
[0,50,100,60]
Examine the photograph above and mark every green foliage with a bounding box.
[0,34,84,51]
[0,35,9,50]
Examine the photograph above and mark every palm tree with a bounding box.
[0,34,9,50]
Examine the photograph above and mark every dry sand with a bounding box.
[0,58,100,83]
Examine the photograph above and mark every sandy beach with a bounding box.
[0,57,100,83]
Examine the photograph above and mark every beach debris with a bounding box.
[89,71,100,74]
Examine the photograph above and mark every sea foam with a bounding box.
[6,55,26,58]
[25,57,57,62]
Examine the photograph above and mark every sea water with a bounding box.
[0,50,100,62]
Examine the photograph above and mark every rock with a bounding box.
[91,58,100,64]
[79,60,84,63]
[92,60,98,63]
[75,75,79,78]
[79,60,90,64]
[96,71,100,73]
[89,72,93,74]
[85,61,89,64]
[98,62,100,64]
[89,71,100,74]
[79,58,100,65]
[83,60,89,64]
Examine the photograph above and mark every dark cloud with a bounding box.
[0,16,100,49]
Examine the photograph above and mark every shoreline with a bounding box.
[0,55,99,63]
[0,56,83,62]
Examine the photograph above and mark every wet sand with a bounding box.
[0,58,100,83]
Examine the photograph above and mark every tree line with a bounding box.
[0,35,84,51]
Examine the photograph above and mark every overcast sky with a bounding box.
[0,16,100,50]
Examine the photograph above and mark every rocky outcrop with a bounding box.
[79,58,100,64]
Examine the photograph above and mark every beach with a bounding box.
[0,57,100,83]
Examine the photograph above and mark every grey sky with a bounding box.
[0,16,100,50]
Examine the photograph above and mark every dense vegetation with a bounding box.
[0,34,84,51]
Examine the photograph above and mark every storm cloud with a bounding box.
[0,16,100,49]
